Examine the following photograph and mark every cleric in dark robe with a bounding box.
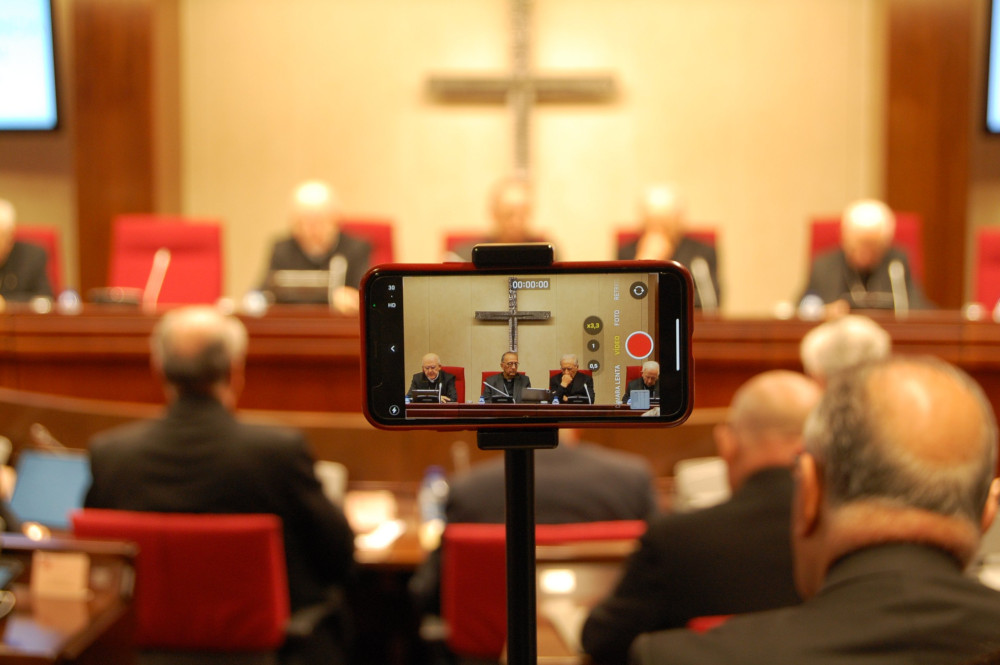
[261,180,371,309]
[482,351,531,403]
[799,199,931,313]
[623,360,660,404]
[0,199,53,302]
[548,354,595,403]
[617,184,720,310]
[406,353,458,402]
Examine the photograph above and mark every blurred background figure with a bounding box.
[0,198,53,303]
[260,180,371,312]
[632,357,1000,665]
[582,370,820,665]
[618,184,720,310]
[800,198,931,316]
[799,314,892,385]
[450,174,542,261]
[409,428,656,622]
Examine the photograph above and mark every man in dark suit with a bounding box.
[617,184,719,310]
[800,199,931,314]
[84,306,355,664]
[261,180,372,311]
[0,198,53,302]
[450,174,547,261]
[631,356,1000,665]
[582,370,820,664]
[622,360,660,405]
[409,428,657,617]
[482,351,531,402]
[406,352,457,403]
[549,353,595,403]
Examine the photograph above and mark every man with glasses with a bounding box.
[482,351,532,403]
[549,353,595,404]
[406,352,457,403]
[623,360,661,405]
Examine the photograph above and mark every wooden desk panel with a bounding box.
[0,535,136,665]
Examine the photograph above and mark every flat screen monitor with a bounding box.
[0,0,59,131]
[987,0,1000,133]
[9,450,90,530]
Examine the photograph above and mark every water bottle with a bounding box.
[417,465,449,549]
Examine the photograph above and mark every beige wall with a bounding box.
[0,0,895,314]
[181,0,887,316]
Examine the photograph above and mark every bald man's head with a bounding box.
[290,180,342,257]
[151,306,248,396]
[639,184,686,239]
[717,370,821,490]
[805,357,998,525]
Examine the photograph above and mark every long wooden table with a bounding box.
[3,306,1000,414]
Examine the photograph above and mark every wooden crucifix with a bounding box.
[426,0,616,171]
[475,277,551,352]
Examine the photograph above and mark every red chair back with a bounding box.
[441,365,465,403]
[109,215,223,304]
[809,212,923,281]
[976,227,1000,307]
[72,509,289,651]
[339,218,394,267]
[14,225,62,293]
[441,521,646,660]
[625,365,642,383]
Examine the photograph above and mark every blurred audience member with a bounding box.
[410,428,657,617]
[632,357,1000,665]
[85,306,355,664]
[582,370,820,664]
[799,314,892,385]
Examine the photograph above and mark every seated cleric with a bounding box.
[549,353,595,404]
[260,180,371,312]
[623,360,660,404]
[618,184,720,310]
[0,198,53,302]
[482,351,531,403]
[84,306,355,664]
[406,353,457,403]
[630,357,1000,665]
[800,198,931,315]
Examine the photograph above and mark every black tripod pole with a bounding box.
[504,447,536,665]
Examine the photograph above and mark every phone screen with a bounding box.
[361,261,692,429]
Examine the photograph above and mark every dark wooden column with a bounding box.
[886,0,974,309]
[72,0,179,294]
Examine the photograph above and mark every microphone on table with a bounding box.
[482,382,511,398]
[142,248,171,312]
[691,256,718,314]
[327,255,348,307]
[888,259,909,318]
[583,382,593,404]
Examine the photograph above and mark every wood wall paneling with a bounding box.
[887,0,974,309]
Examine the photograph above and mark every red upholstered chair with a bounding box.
[441,365,465,403]
[809,212,924,281]
[109,214,223,305]
[339,218,395,267]
[975,227,1000,308]
[72,509,289,661]
[625,365,642,384]
[441,521,647,660]
[14,225,62,294]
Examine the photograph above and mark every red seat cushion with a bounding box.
[72,509,289,650]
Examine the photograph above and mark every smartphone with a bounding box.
[361,260,693,429]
